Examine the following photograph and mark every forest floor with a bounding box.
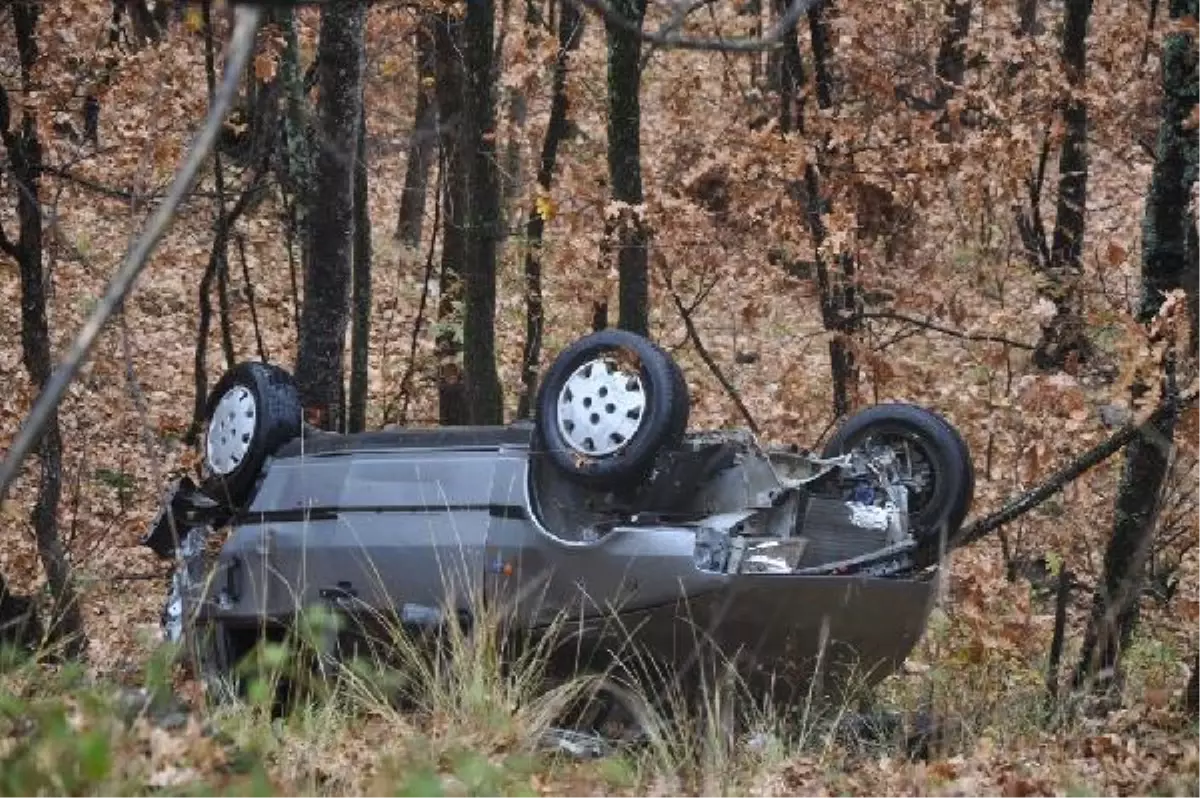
[0,3,1197,795]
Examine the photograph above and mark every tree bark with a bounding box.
[435,13,468,426]
[517,0,584,419]
[349,92,372,433]
[280,7,313,332]
[803,0,858,419]
[933,0,972,108]
[1034,0,1093,370]
[295,1,366,432]
[462,0,505,425]
[396,18,438,247]
[1074,0,1197,692]
[1017,0,1039,36]
[774,0,804,133]
[0,1,86,659]
[606,0,650,338]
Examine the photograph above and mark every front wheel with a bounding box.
[822,404,974,543]
[199,361,302,509]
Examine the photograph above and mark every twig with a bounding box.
[639,0,720,70]
[662,268,760,434]
[396,150,444,427]
[0,5,262,505]
[853,310,1036,350]
[571,0,821,51]
[236,231,268,362]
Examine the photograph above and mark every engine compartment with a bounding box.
[529,428,925,577]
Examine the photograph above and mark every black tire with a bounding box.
[821,404,974,541]
[199,361,302,509]
[535,330,690,489]
[663,346,691,443]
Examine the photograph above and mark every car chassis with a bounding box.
[142,332,973,709]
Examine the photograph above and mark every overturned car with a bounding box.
[144,330,974,710]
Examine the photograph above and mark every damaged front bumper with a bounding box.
[140,477,229,559]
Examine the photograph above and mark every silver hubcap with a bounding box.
[205,385,256,475]
[556,355,646,457]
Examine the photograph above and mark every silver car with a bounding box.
[143,330,973,714]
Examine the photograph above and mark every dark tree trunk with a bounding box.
[112,0,168,47]
[775,0,804,133]
[0,1,86,659]
[1074,0,1197,693]
[295,1,366,432]
[517,0,584,419]
[194,0,236,438]
[606,0,650,338]
[462,0,505,425]
[1138,0,1198,338]
[396,19,438,247]
[280,8,313,333]
[0,569,43,651]
[1185,654,1199,718]
[1034,0,1093,370]
[803,1,858,419]
[500,1,540,217]
[435,12,468,426]
[1017,0,1040,36]
[349,93,372,433]
[1073,398,1177,692]
[933,0,972,108]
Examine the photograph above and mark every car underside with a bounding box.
[143,329,975,714]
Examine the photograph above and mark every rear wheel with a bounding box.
[535,330,690,490]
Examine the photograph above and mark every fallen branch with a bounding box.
[0,5,262,505]
[853,310,1036,350]
[951,386,1199,551]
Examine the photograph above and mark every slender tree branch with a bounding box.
[853,310,1036,349]
[0,5,262,505]
[662,266,760,434]
[397,151,443,427]
[571,0,820,51]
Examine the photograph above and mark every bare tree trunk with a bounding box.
[280,7,313,327]
[804,0,858,419]
[0,569,43,650]
[517,0,584,419]
[0,0,86,658]
[1074,0,1196,693]
[1185,654,1199,718]
[774,0,803,133]
[462,0,505,425]
[295,1,367,431]
[435,12,468,425]
[202,0,235,387]
[933,0,972,108]
[396,19,437,247]
[607,0,650,337]
[349,93,372,433]
[1017,0,1040,36]
[1034,0,1093,370]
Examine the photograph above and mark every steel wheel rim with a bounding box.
[205,385,257,476]
[556,355,646,457]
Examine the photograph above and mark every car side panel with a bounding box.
[210,449,501,625]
